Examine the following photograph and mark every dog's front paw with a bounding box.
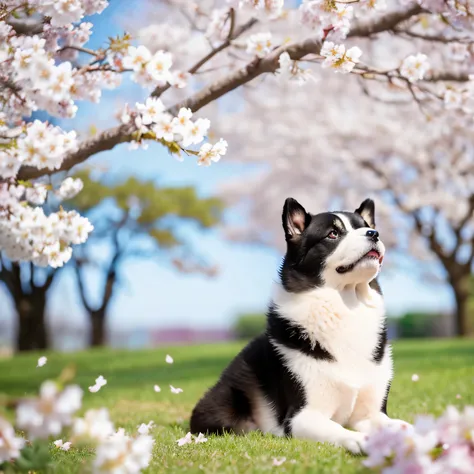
[339,432,367,455]
[383,418,412,432]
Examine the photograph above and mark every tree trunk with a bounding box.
[16,293,48,351]
[452,275,473,337]
[90,310,106,347]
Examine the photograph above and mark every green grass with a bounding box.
[0,339,473,473]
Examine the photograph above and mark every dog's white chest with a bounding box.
[272,284,392,425]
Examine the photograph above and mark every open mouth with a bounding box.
[336,249,384,274]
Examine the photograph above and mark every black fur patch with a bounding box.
[381,382,391,415]
[246,336,306,432]
[372,321,388,364]
[267,305,334,362]
[370,278,383,295]
[190,335,307,436]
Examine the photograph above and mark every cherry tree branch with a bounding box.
[16,4,437,182]
[151,10,257,98]
[348,4,424,36]
[18,124,134,180]
[394,29,474,44]
[58,45,103,57]
[7,17,45,35]
[360,158,453,271]
[424,71,471,82]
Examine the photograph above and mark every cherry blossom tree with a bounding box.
[2,0,474,335]
[69,171,222,347]
[0,170,222,351]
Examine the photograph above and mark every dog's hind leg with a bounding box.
[290,408,367,454]
[190,384,257,436]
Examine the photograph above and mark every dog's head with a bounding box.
[280,198,385,292]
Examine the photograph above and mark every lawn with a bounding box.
[0,339,473,473]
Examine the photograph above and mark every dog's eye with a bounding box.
[327,230,339,240]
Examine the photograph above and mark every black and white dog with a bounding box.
[190,198,409,453]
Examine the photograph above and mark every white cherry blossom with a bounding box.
[16,382,83,439]
[198,139,228,166]
[400,53,430,82]
[246,33,273,58]
[0,417,25,463]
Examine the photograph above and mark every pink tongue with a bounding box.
[367,250,379,258]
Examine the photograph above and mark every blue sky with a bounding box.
[0,0,455,331]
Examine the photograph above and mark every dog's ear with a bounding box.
[282,198,310,240]
[355,198,375,229]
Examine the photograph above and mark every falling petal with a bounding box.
[61,441,72,451]
[95,375,107,387]
[195,433,208,444]
[272,457,286,466]
[137,421,154,435]
[170,385,183,394]
[177,432,193,446]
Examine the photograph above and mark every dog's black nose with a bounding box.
[366,229,379,242]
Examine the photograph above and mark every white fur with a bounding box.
[266,282,408,453]
[323,215,385,289]
[253,393,285,436]
[334,213,354,231]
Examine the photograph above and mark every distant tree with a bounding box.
[0,259,61,351]
[0,170,222,351]
[69,171,223,347]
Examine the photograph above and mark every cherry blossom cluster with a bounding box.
[276,52,313,85]
[400,53,430,83]
[121,45,188,89]
[126,98,228,166]
[29,0,109,27]
[207,1,283,42]
[0,2,121,268]
[320,42,362,74]
[365,406,474,473]
[300,0,355,40]
[1,0,235,268]
[0,195,93,267]
[231,0,285,19]
[1,5,118,120]
[45,22,94,61]
[73,409,154,473]
[16,380,83,439]
[443,79,474,112]
[0,417,25,464]
[0,379,155,473]
[0,117,86,268]
[246,32,273,58]
[1,120,78,178]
